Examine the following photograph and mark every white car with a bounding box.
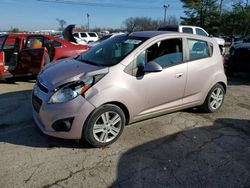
[73,32,99,43]
[88,33,125,47]
[158,25,225,53]
[74,36,87,45]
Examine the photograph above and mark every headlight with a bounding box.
[48,76,94,104]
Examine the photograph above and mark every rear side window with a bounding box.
[196,28,208,36]
[88,32,97,37]
[80,33,87,38]
[182,27,193,34]
[187,39,211,61]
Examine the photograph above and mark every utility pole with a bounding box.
[87,13,90,31]
[163,4,170,24]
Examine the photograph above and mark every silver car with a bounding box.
[32,31,227,147]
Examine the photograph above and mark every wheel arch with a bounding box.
[218,81,227,93]
[103,101,130,125]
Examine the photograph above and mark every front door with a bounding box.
[130,38,187,119]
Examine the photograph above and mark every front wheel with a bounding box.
[202,84,225,113]
[83,104,125,148]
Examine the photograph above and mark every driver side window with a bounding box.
[136,38,183,70]
[129,38,183,77]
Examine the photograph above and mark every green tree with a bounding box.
[180,0,220,34]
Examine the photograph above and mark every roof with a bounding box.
[129,31,173,38]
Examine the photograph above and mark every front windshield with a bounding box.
[78,34,147,66]
[0,35,7,51]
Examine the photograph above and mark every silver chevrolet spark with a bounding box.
[32,31,227,147]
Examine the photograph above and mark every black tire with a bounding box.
[82,104,126,148]
[202,84,225,113]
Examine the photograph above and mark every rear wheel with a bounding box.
[202,84,225,113]
[83,104,125,148]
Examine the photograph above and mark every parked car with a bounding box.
[0,33,89,80]
[158,25,225,53]
[88,33,125,47]
[73,32,99,43]
[55,33,87,45]
[32,31,227,147]
[225,34,250,76]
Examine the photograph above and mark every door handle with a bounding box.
[176,73,183,78]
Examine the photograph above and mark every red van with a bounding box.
[0,34,89,80]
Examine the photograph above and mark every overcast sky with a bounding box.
[1,0,184,31]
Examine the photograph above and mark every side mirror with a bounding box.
[144,61,162,72]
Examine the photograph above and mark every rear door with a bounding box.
[17,36,45,75]
[183,38,214,104]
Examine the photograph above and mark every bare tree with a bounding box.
[123,16,179,32]
[56,18,67,31]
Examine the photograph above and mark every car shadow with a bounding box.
[227,72,250,86]
[0,76,37,84]
[0,90,91,149]
[111,118,250,188]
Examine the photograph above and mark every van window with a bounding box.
[80,33,87,38]
[182,27,193,34]
[187,39,210,61]
[73,33,79,38]
[88,32,97,37]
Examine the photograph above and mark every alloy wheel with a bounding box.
[209,88,224,110]
[92,111,122,143]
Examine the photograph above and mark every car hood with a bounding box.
[39,58,108,89]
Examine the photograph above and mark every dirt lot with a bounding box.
[0,74,250,188]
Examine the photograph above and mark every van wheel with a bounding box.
[83,104,125,148]
[202,84,225,113]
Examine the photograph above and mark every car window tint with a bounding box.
[80,33,87,37]
[25,36,44,49]
[182,27,193,34]
[196,28,208,36]
[88,32,97,37]
[53,40,62,47]
[73,33,79,37]
[138,38,183,69]
[187,39,210,61]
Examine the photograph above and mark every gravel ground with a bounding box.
[0,74,249,188]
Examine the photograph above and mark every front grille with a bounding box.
[32,94,42,113]
[37,80,49,93]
